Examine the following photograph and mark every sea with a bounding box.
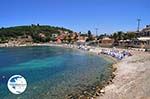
[0,46,114,99]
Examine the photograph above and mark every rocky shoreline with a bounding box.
[65,63,117,99]
[97,51,150,99]
[69,50,150,99]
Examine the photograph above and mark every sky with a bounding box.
[0,0,150,34]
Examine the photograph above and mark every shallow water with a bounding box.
[0,46,114,99]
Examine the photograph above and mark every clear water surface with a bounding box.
[0,46,114,99]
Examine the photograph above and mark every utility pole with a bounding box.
[95,28,98,36]
[137,19,141,32]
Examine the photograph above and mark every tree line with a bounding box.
[97,31,137,41]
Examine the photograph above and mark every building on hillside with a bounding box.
[56,33,66,43]
[39,33,46,38]
[52,34,58,38]
[76,35,88,45]
[99,37,114,47]
[64,31,69,34]
[131,37,150,49]
[131,25,150,49]
[58,30,69,34]
[136,25,150,37]
[118,39,132,47]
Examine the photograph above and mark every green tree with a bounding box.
[112,33,118,41]
[117,31,124,40]
[86,30,93,41]
[127,32,136,40]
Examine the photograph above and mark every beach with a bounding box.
[97,51,150,99]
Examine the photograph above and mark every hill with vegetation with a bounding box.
[0,24,73,43]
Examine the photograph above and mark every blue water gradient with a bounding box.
[0,46,114,99]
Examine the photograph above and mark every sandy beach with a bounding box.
[97,51,150,99]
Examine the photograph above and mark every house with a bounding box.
[118,39,132,47]
[52,33,58,38]
[76,35,88,45]
[78,37,87,42]
[56,33,66,43]
[99,37,114,47]
[136,25,150,37]
[131,25,150,49]
[132,37,150,49]
[39,33,46,38]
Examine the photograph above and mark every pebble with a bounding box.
[100,89,105,93]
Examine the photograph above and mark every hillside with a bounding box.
[0,24,73,43]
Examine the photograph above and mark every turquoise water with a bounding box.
[0,46,114,99]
